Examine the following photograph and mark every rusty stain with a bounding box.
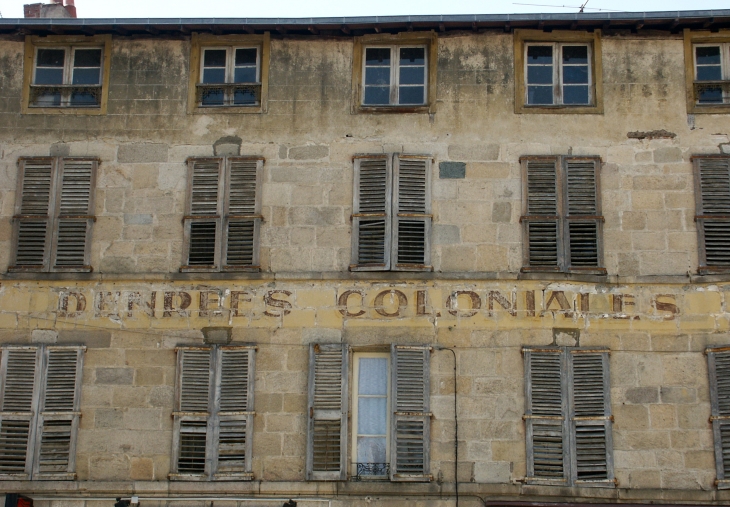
[338,290,366,318]
[264,290,292,317]
[163,291,192,317]
[447,290,481,317]
[58,291,86,317]
[653,294,679,320]
[627,129,676,140]
[373,289,407,317]
[230,291,252,317]
[488,290,516,317]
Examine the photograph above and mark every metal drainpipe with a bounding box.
[436,346,459,507]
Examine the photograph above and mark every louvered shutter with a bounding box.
[212,347,255,479]
[306,343,348,480]
[184,158,223,270]
[0,346,40,478]
[390,345,431,482]
[12,158,56,271]
[33,346,84,479]
[707,347,730,488]
[694,156,730,272]
[352,156,392,270]
[568,349,614,486]
[392,155,432,271]
[564,158,602,269]
[523,159,560,269]
[223,158,262,270]
[524,348,568,483]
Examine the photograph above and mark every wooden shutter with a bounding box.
[33,346,84,479]
[564,157,602,269]
[223,158,262,271]
[694,156,730,273]
[0,346,40,478]
[183,158,223,270]
[392,155,432,271]
[568,349,614,486]
[390,345,431,482]
[524,348,568,483]
[522,158,560,270]
[351,155,392,270]
[12,158,56,271]
[306,343,348,480]
[707,346,730,488]
[52,159,97,271]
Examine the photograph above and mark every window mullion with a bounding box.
[555,43,563,105]
[391,46,398,105]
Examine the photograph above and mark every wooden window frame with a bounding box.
[514,30,603,115]
[352,32,438,114]
[684,30,730,114]
[22,35,111,115]
[706,345,730,489]
[692,155,730,274]
[188,33,270,115]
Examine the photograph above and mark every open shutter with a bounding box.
[564,157,602,269]
[390,345,431,482]
[171,348,213,478]
[707,347,730,488]
[33,346,84,479]
[11,158,56,271]
[524,348,568,484]
[183,158,223,270]
[52,159,97,271]
[694,156,730,272]
[213,346,255,480]
[0,346,40,479]
[351,155,392,270]
[392,155,432,271]
[306,343,348,480]
[523,158,560,270]
[568,349,614,486]
[223,158,262,270]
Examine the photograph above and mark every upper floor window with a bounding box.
[684,31,730,113]
[692,155,730,274]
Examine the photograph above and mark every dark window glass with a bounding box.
[233,67,257,83]
[201,88,225,106]
[527,66,553,85]
[563,85,589,104]
[233,88,257,105]
[399,86,424,105]
[73,49,101,68]
[37,49,65,67]
[365,67,390,86]
[400,47,425,65]
[562,46,588,64]
[696,46,722,65]
[399,66,424,85]
[698,85,724,103]
[697,66,723,82]
[365,48,390,65]
[563,66,588,84]
[203,49,227,68]
[35,68,64,85]
[528,86,554,105]
[72,68,101,85]
[364,86,390,105]
[235,48,257,66]
[70,91,99,106]
[527,46,552,64]
[202,68,226,84]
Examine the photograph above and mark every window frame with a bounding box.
[514,29,603,114]
[361,44,429,107]
[188,33,270,114]
[524,42,594,107]
[684,30,730,113]
[22,35,112,115]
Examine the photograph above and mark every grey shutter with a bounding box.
[213,346,255,479]
[694,156,730,271]
[524,348,568,483]
[223,158,262,270]
[351,155,392,270]
[12,158,56,271]
[33,346,84,479]
[707,347,730,488]
[172,348,213,478]
[568,349,614,486]
[390,345,431,482]
[306,343,348,480]
[392,155,432,271]
[184,158,223,270]
[0,346,41,479]
[523,158,560,269]
[53,159,97,271]
[564,158,602,269]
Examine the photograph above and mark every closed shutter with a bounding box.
[306,343,348,480]
[694,156,730,272]
[392,155,432,271]
[390,345,431,482]
[707,347,730,488]
[523,159,560,269]
[568,349,614,485]
[352,156,392,270]
[184,158,223,269]
[223,158,262,270]
[564,158,602,269]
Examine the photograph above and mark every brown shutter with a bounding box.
[223,158,262,270]
[390,345,431,482]
[392,155,431,271]
[694,156,730,272]
[707,347,730,488]
[351,155,392,270]
[306,343,348,480]
[564,158,602,269]
[184,158,223,270]
[523,158,560,269]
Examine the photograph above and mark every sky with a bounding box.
[0,0,728,19]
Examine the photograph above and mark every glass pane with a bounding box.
[563,65,588,84]
[563,85,589,104]
[33,91,61,106]
[365,48,390,65]
[203,49,227,67]
[37,48,65,67]
[358,398,387,434]
[202,68,226,84]
[527,45,552,64]
[35,68,64,85]
[70,91,99,106]
[697,66,722,81]
[365,67,390,86]
[364,86,390,105]
[399,86,425,105]
[527,65,553,84]
[359,358,388,395]
[234,67,257,83]
[562,45,588,64]
[235,48,257,66]
[201,88,225,106]
[74,49,101,68]
[698,86,724,103]
[399,66,425,85]
[72,68,101,85]
[233,89,257,105]
[357,436,386,465]
[696,46,721,65]
[400,47,425,65]
[527,85,554,105]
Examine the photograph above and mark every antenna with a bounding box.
[579,1,589,13]
[513,2,621,12]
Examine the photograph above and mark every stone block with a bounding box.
[660,387,697,404]
[213,136,242,157]
[473,461,511,483]
[439,161,466,179]
[288,207,343,226]
[95,408,125,429]
[439,245,476,271]
[124,213,153,225]
[621,211,646,230]
[31,329,57,343]
[50,142,71,157]
[117,143,169,163]
[448,144,500,161]
[614,405,649,430]
[653,147,683,163]
[96,368,134,385]
[625,387,659,404]
[58,330,111,348]
[433,224,461,245]
[649,404,677,429]
[130,457,154,480]
[135,367,165,386]
[630,470,661,489]
[202,327,232,344]
[288,145,329,160]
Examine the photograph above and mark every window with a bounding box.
[10,157,98,273]
[693,44,730,105]
[523,347,614,487]
[22,35,111,114]
[692,155,730,274]
[306,344,431,482]
[520,155,605,274]
[182,157,263,272]
[171,346,255,480]
[706,345,730,489]
[188,33,270,114]
[0,345,84,480]
[351,154,432,272]
[514,30,603,114]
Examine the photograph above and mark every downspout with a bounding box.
[436,346,459,507]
